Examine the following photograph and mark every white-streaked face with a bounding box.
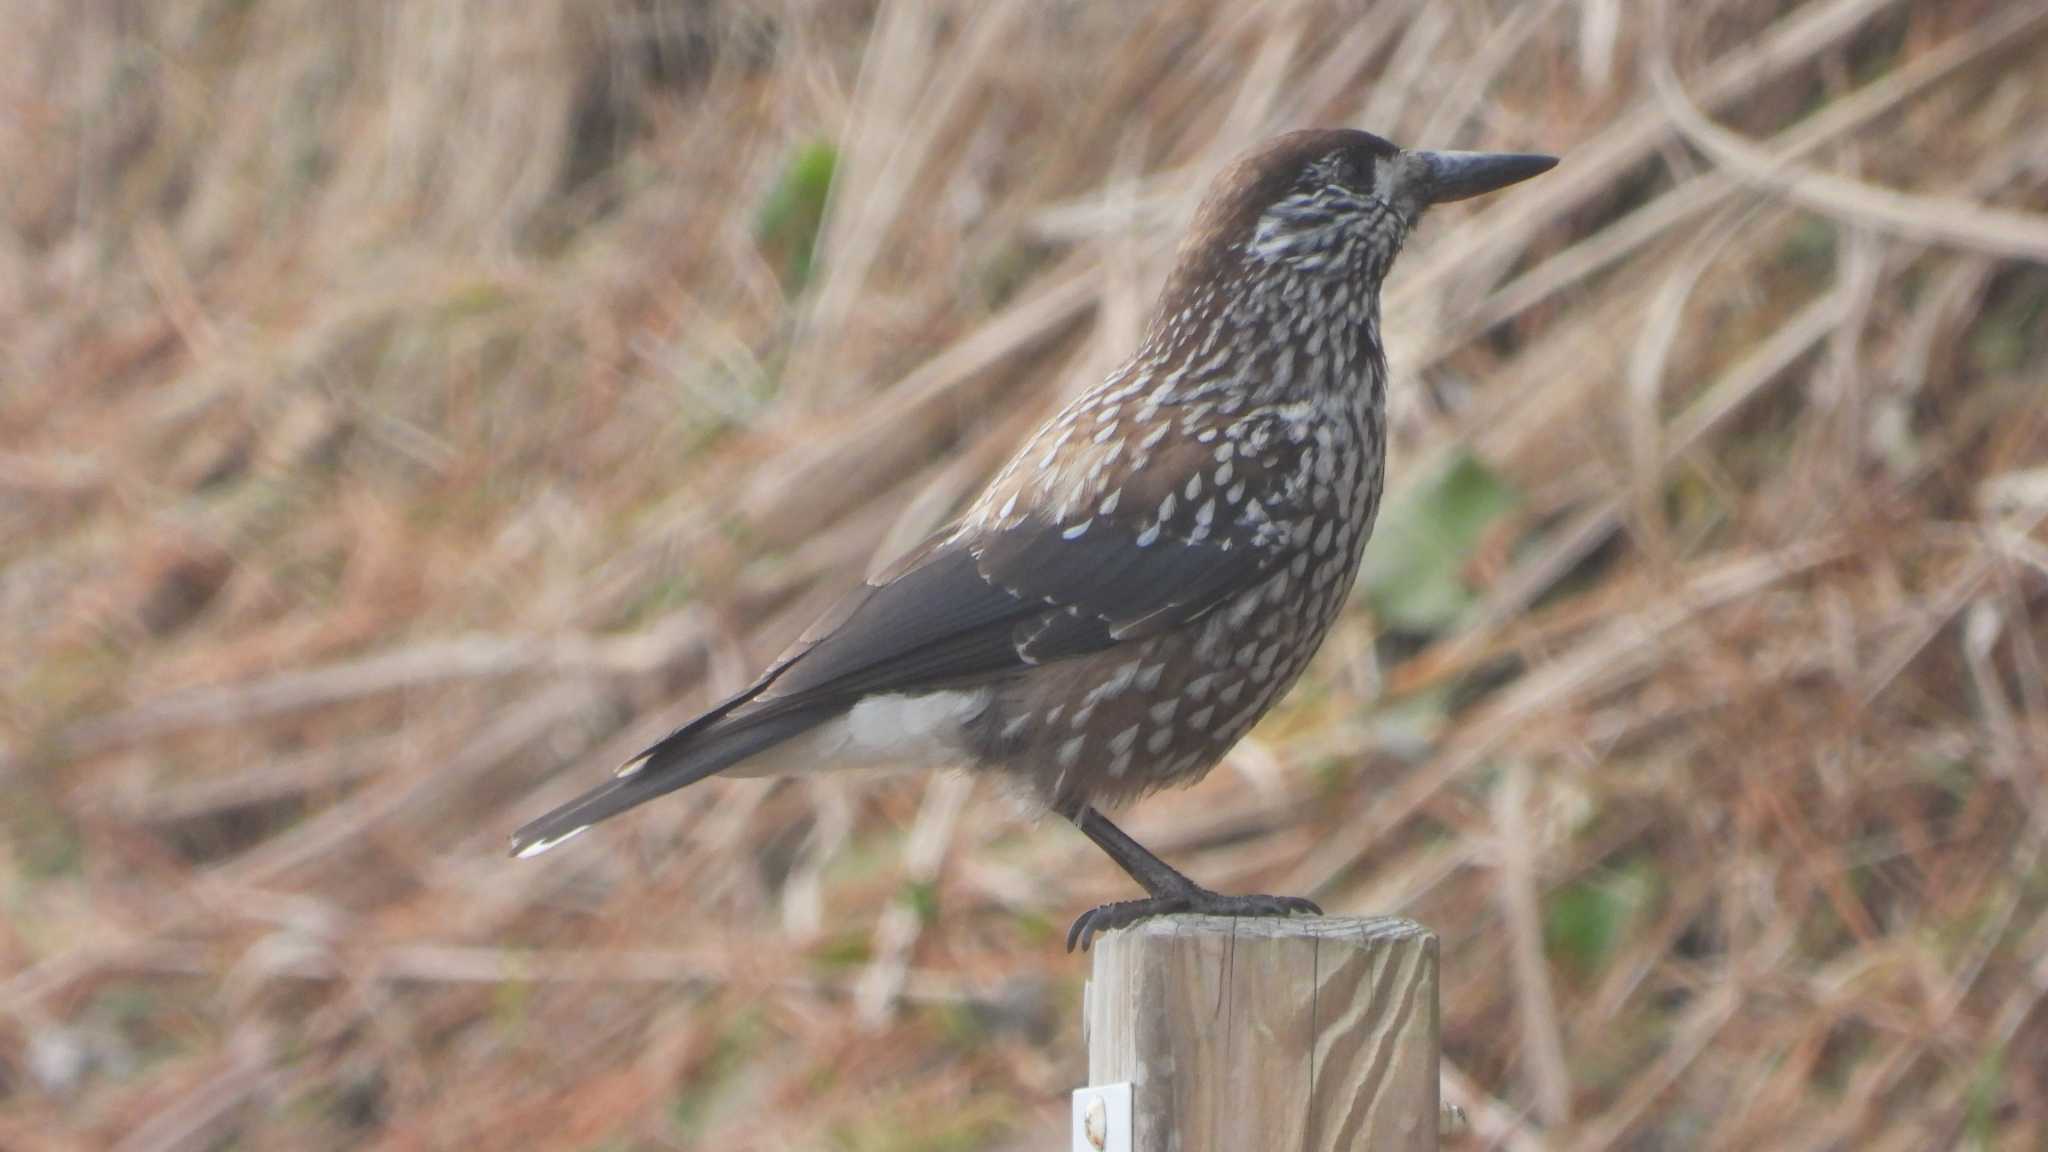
[1244,146,1419,275]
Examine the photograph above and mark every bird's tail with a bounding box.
[509,703,835,859]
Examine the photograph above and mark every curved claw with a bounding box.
[1066,896,1185,952]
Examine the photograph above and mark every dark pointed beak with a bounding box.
[1414,150,1558,205]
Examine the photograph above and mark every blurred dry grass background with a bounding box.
[3,0,2046,1148]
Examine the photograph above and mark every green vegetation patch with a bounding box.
[1359,449,1518,633]
[757,139,839,292]
[1546,858,1659,979]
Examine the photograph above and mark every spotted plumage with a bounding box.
[511,129,1556,949]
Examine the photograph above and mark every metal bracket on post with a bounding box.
[1072,1082,1133,1152]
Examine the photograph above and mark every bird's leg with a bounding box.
[1065,805,1320,951]
[1073,804,1197,896]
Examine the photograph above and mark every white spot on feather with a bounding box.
[1103,725,1138,758]
[1058,736,1085,770]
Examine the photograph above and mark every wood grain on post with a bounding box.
[1085,915,1439,1152]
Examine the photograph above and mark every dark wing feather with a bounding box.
[972,517,1267,658]
[752,544,1036,704]
[754,511,1274,708]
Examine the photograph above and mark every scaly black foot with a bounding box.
[1066,888,1321,952]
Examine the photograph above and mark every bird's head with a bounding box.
[1165,128,1556,304]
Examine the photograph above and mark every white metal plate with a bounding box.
[1071,1082,1132,1152]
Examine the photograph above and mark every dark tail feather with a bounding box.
[509,705,834,859]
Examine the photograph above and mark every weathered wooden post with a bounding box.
[1078,915,1439,1152]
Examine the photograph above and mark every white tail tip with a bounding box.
[512,824,590,859]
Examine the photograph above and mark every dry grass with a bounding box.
[4,1,2046,1149]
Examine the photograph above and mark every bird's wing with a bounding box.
[730,422,1309,711]
[750,512,1274,709]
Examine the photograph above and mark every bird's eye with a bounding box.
[1303,153,1369,202]
[1341,154,1378,195]
[1304,153,1351,192]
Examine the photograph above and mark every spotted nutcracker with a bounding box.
[512,129,1556,950]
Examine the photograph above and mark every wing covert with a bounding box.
[739,517,1279,719]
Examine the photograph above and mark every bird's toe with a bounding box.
[1066,890,1321,951]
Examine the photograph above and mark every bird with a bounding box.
[511,129,1556,950]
